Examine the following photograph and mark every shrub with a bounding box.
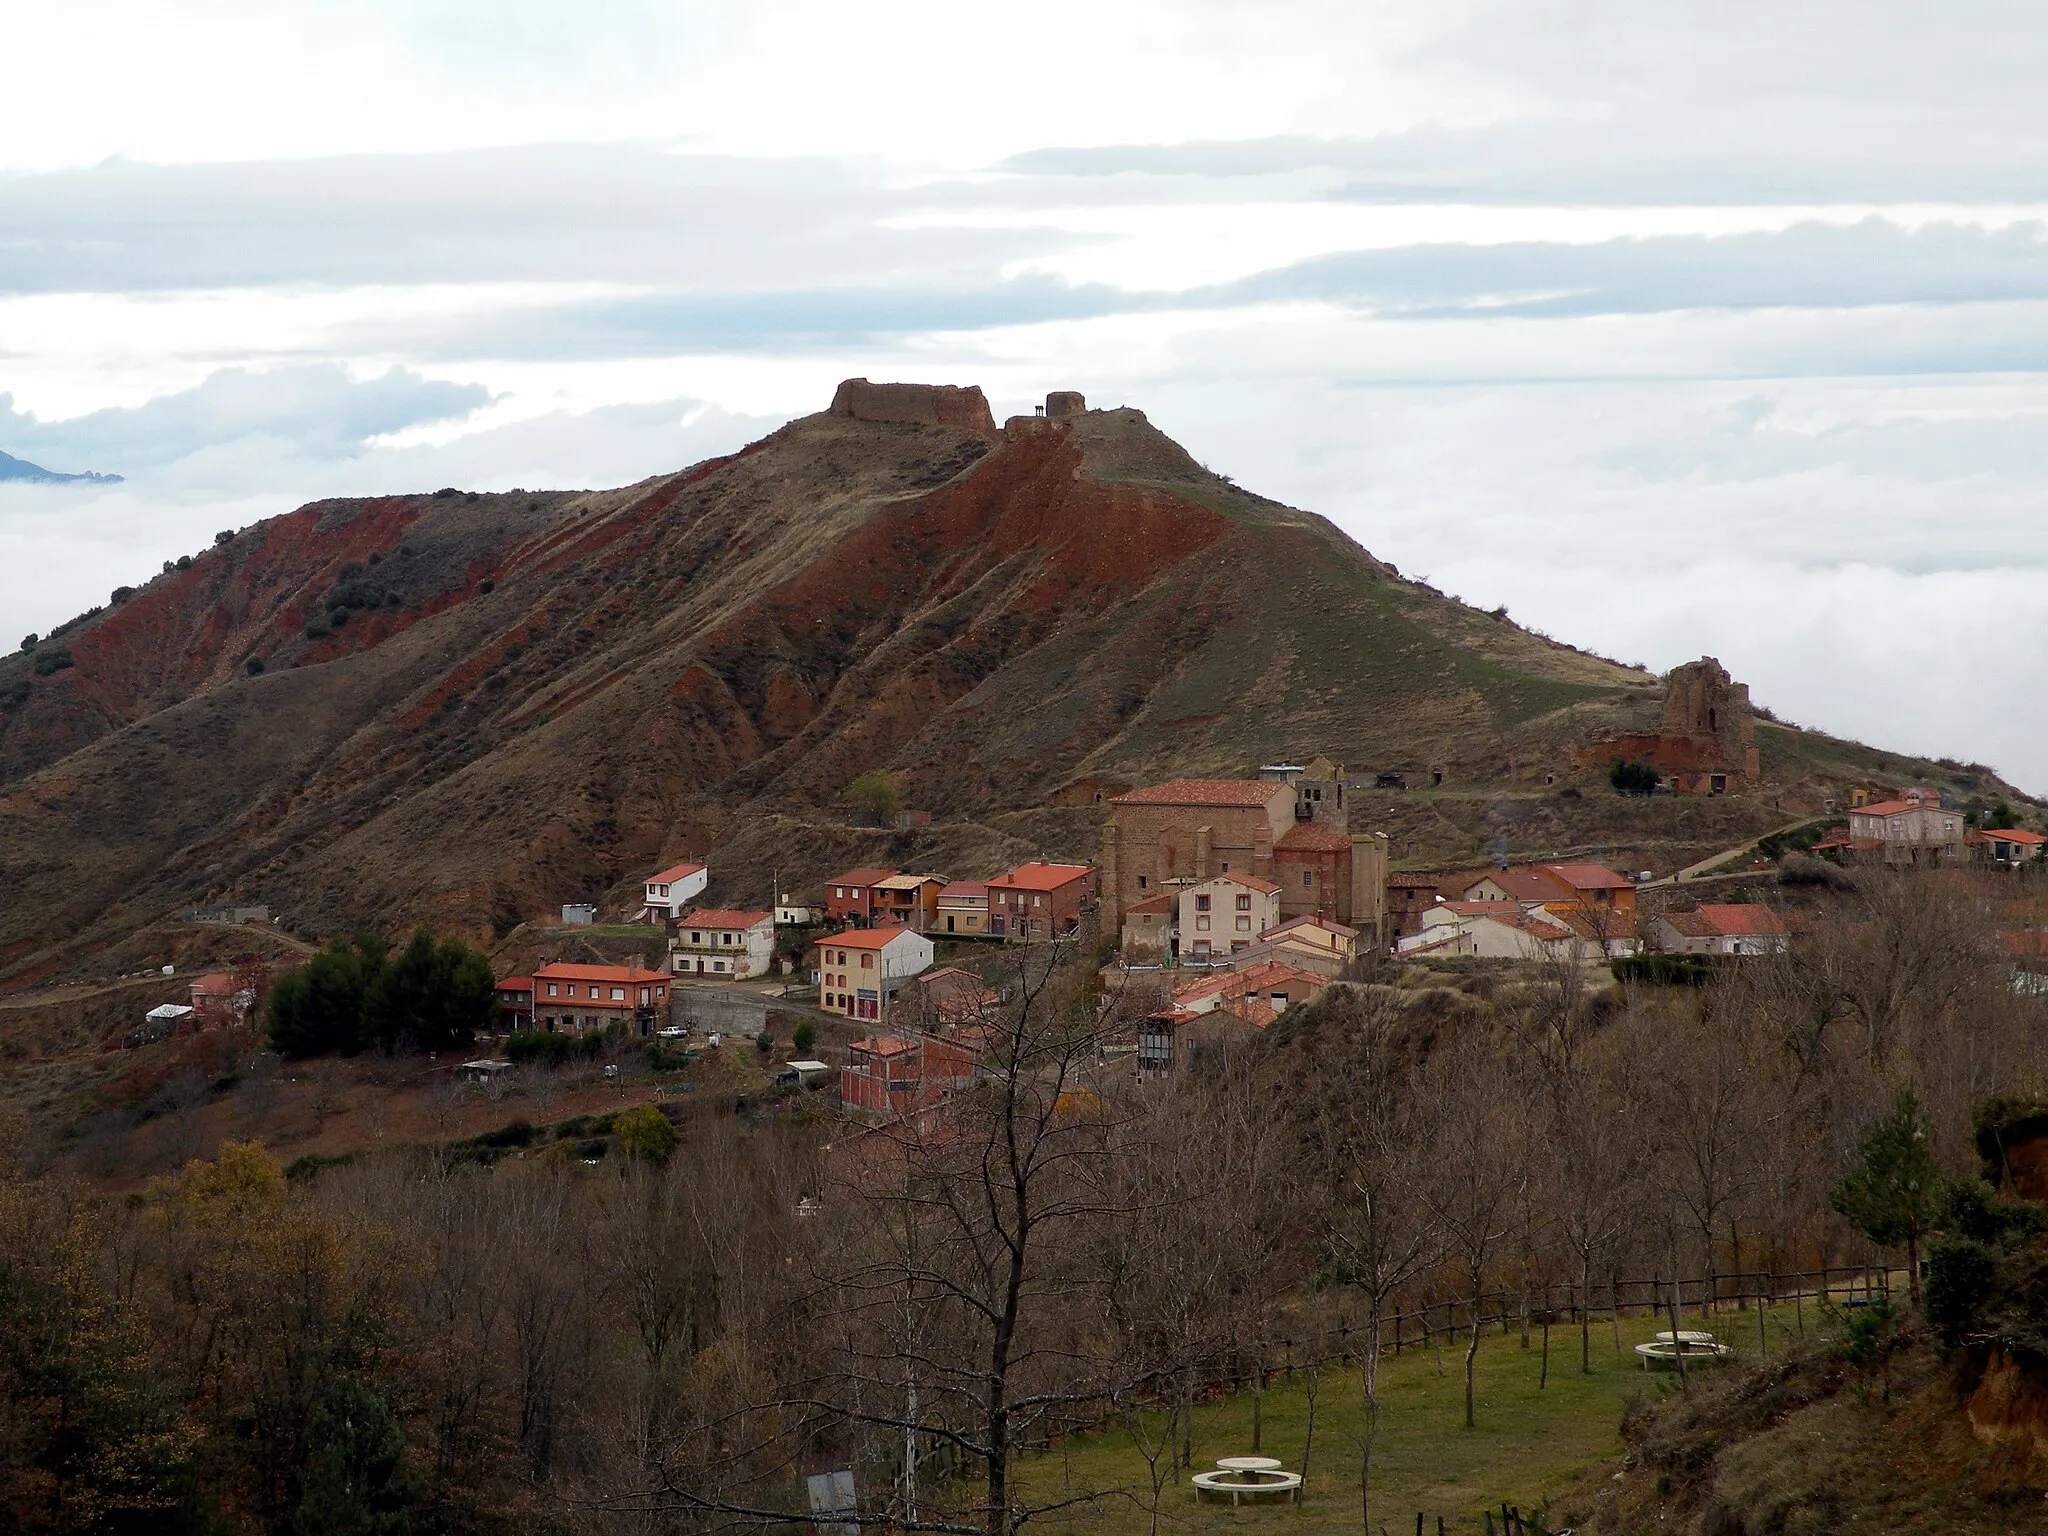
[616,1103,677,1162]
[328,607,350,627]
[1612,954,1710,986]
[18,633,34,651]
[368,551,383,565]
[1841,1296,1897,1368]
[214,530,233,546]
[756,1031,774,1056]
[32,648,73,677]
[432,487,460,499]
[793,1022,817,1055]
[245,656,264,676]
[1608,758,1659,796]
[303,620,330,641]
[110,586,135,604]
[506,1031,604,1065]
[175,554,192,570]
[0,678,30,710]
[478,579,494,594]
[1924,1236,1998,1342]
[466,1119,536,1150]
[1941,1179,2044,1245]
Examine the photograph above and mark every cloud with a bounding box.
[0,365,489,476]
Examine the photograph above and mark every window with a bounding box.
[1195,895,1211,912]
[1196,915,1211,932]
[588,985,599,999]
[546,982,558,997]
[1221,862,1230,873]
[834,887,843,898]
[1304,872,1313,888]
[689,931,701,944]
[1137,875,1149,891]
[1235,894,1251,911]
[610,987,625,1001]
[639,987,650,1005]
[1194,940,1211,956]
[1035,894,1044,907]
[1236,916,1252,931]
[723,932,734,945]
[715,960,727,972]
[862,954,874,968]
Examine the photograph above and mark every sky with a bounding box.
[7,2,2048,786]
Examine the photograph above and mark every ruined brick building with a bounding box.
[1590,656,1761,794]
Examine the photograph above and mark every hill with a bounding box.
[0,447,121,483]
[0,380,2031,989]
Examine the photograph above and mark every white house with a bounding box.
[1398,902,1576,960]
[642,861,710,921]
[1653,904,1789,956]
[670,908,775,978]
[1177,871,1283,959]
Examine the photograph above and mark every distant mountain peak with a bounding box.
[0,448,122,485]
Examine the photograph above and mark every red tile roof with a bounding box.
[827,868,898,888]
[1982,828,2048,845]
[1545,907,1636,942]
[1664,904,1787,938]
[1461,869,1559,901]
[939,880,990,901]
[532,962,670,984]
[1276,821,1353,852]
[646,861,705,886]
[850,1034,916,1058]
[1264,914,1360,940]
[1541,862,1634,891]
[679,908,772,930]
[1125,894,1174,916]
[1851,801,1917,818]
[989,861,1094,892]
[189,971,236,997]
[497,976,535,992]
[824,925,920,951]
[1199,871,1282,895]
[1109,778,1289,808]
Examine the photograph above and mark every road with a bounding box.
[1637,814,1832,890]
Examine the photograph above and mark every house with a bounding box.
[823,868,898,926]
[1387,873,1445,939]
[1137,1003,1267,1083]
[813,926,937,1021]
[1460,863,1636,918]
[1171,960,1327,1017]
[1101,776,1387,936]
[188,970,258,1027]
[1654,904,1790,956]
[1845,789,1966,864]
[936,880,990,936]
[1177,872,1282,959]
[1255,914,1359,969]
[899,966,1000,1031]
[640,860,709,922]
[985,861,1096,941]
[1543,906,1642,959]
[1976,828,2048,867]
[839,1032,980,1117]
[775,892,816,925]
[670,908,776,979]
[1399,903,1576,960]
[1119,893,1175,959]
[1258,755,1348,822]
[495,976,535,1032]
[561,903,598,926]
[872,873,948,932]
[529,962,671,1034]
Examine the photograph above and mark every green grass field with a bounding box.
[1013,1305,1829,1535]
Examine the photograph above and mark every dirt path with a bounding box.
[1639,813,1830,889]
[0,973,180,1011]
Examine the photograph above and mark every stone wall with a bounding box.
[828,378,998,438]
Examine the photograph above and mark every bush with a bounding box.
[175,554,192,570]
[1608,758,1659,796]
[432,487,460,499]
[846,770,903,825]
[110,586,135,604]
[466,1119,536,1150]
[214,530,233,546]
[616,1104,677,1162]
[328,607,349,627]
[756,1031,775,1056]
[1612,953,1710,986]
[793,1022,817,1055]
[1941,1179,2044,1245]
[478,579,494,594]
[18,633,34,651]
[1780,851,1855,889]
[31,648,73,677]
[245,656,265,676]
[1924,1237,1999,1342]
[506,1030,604,1065]
[303,620,330,641]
